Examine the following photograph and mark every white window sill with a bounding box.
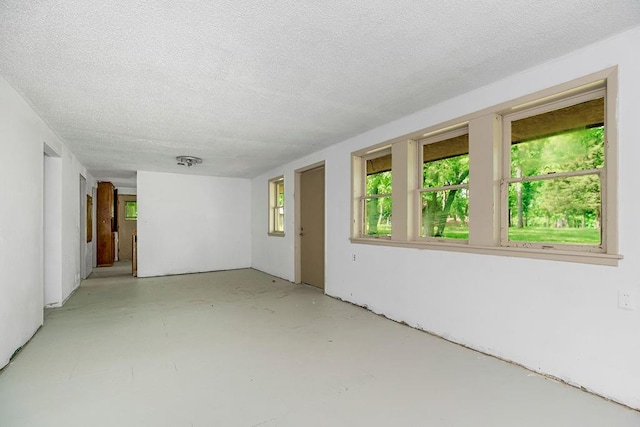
[350,237,622,266]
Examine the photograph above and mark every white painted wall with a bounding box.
[137,171,252,277]
[117,186,137,195]
[44,153,62,306]
[90,186,97,270]
[252,170,298,281]
[0,74,95,367]
[251,27,640,409]
[60,153,94,300]
[43,145,94,307]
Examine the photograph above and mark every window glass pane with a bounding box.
[423,154,469,188]
[274,207,284,232]
[507,174,601,245]
[124,201,137,220]
[423,133,468,168]
[420,189,468,239]
[366,171,392,196]
[276,181,284,207]
[511,98,604,178]
[511,127,604,178]
[421,132,469,240]
[364,196,392,236]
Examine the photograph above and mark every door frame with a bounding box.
[80,174,87,279]
[294,161,325,285]
[116,194,137,261]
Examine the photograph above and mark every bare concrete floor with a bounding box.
[1,266,638,427]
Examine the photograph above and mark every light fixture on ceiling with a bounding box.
[176,156,203,167]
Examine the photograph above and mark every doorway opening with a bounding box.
[117,194,137,261]
[79,174,87,279]
[43,146,62,306]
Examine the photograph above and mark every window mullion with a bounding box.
[361,193,392,200]
[420,183,468,193]
[504,168,601,184]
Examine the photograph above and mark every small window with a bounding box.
[358,148,392,237]
[502,89,605,251]
[269,177,285,235]
[124,201,137,220]
[418,128,469,241]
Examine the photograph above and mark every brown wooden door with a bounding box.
[300,166,325,289]
[96,182,114,266]
[117,195,137,261]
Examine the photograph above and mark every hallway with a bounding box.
[0,268,638,427]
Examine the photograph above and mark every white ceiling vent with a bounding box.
[176,156,203,167]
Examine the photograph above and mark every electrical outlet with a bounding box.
[351,254,356,261]
[618,290,636,310]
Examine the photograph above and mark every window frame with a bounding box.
[124,201,137,221]
[349,67,620,266]
[268,176,285,236]
[352,146,393,240]
[500,88,607,253]
[417,127,470,244]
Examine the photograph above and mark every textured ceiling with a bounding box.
[1,1,640,186]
